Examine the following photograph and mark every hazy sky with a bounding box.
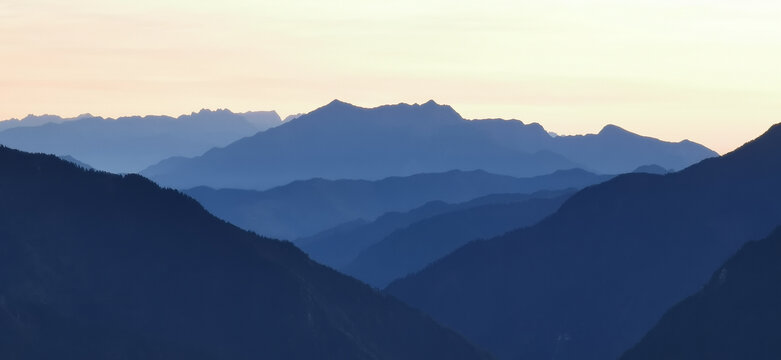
[2,0,780,154]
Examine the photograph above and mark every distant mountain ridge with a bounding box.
[58,155,93,170]
[298,189,578,271]
[142,100,715,190]
[386,122,781,360]
[632,164,670,174]
[184,168,612,240]
[343,191,574,288]
[0,113,94,131]
[0,109,285,173]
[0,145,489,360]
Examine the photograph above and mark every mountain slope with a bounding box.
[344,192,573,288]
[552,124,713,173]
[0,146,489,360]
[142,100,714,190]
[0,109,283,173]
[386,123,781,360]
[0,113,91,131]
[621,226,781,360]
[298,189,580,270]
[58,155,93,170]
[185,169,610,240]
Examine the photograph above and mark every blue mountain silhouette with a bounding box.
[185,168,610,240]
[0,145,489,360]
[142,100,715,190]
[0,109,284,173]
[344,191,575,288]
[387,123,781,360]
[622,226,781,359]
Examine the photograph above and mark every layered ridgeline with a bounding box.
[184,169,610,240]
[622,226,781,360]
[386,123,781,360]
[0,146,488,360]
[343,191,574,288]
[142,100,716,190]
[0,109,284,173]
[298,189,579,271]
[0,113,94,131]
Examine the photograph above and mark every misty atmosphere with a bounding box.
[2,1,781,359]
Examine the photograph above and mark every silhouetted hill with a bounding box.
[0,113,91,131]
[283,113,305,122]
[551,124,713,174]
[240,110,284,129]
[0,146,489,360]
[0,109,283,173]
[58,155,93,170]
[142,100,714,189]
[298,189,580,270]
[344,191,574,288]
[296,201,456,269]
[621,226,781,360]
[632,164,669,174]
[185,169,611,240]
[386,123,781,360]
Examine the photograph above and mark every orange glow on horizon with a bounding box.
[2,0,781,154]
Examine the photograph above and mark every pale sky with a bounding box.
[2,0,781,154]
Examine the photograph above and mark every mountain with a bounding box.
[0,145,488,360]
[344,191,574,288]
[240,110,284,129]
[551,124,711,174]
[621,226,781,360]
[142,100,715,190]
[184,169,611,240]
[58,155,93,170]
[0,113,92,131]
[283,113,305,122]
[0,109,283,173]
[632,164,670,174]
[386,123,781,360]
[298,189,579,270]
[295,200,458,270]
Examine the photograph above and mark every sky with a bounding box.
[2,0,780,154]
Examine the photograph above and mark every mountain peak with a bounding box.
[718,121,781,160]
[193,108,234,116]
[598,124,636,137]
[305,99,362,115]
[326,99,355,108]
[304,100,463,124]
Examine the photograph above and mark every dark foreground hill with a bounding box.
[387,123,781,360]
[185,169,610,240]
[621,226,781,360]
[142,100,715,190]
[0,146,488,360]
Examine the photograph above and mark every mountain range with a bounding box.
[0,109,284,173]
[2,98,761,359]
[142,100,716,190]
[343,191,574,288]
[0,113,95,131]
[184,168,611,240]
[297,189,577,272]
[0,145,488,360]
[386,122,781,360]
